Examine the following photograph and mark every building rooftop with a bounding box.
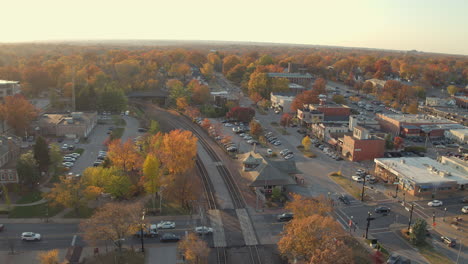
[419,123,466,131]
[323,116,349,122]
[377,114,456,124]
[267,73,313,79]
[374,157,468,185]
[288,83,305,89]
[0,80,19,85]
[271,92,296,97]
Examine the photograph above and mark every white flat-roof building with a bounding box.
[374,157,468,197]
[270,92,295,113]
[444,129,468,144]
[0,80,21,100]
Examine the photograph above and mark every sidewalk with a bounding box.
[0,214,199,224]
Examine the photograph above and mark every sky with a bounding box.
[2,0,467,55]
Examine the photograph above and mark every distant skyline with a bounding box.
[2,0,467,55]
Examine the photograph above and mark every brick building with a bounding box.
[376,113,457,136]
[342,126,385,162]
[297,101,350,126]
[311,123,348,142]
[0,136,21,184]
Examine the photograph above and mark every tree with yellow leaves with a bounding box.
[285,194,332,219]
[37,249,61,264]
[142,154,161,212]
[177,97,189,111]
[179,233,210,264]
[302,136,312,150]
[45,176,102,216]
[160,129,197,175]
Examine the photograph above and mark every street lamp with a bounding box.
[365,212,375,239]
[140,210,145,253]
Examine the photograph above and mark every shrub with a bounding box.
[404,146,427,153]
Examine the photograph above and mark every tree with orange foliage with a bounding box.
[160,129,197,175]
[280,113,293,127]
[107,139,141,172]
[188,80,210,105]
[312,78,327,94]
[0,94,37,136]
[177,97,189,111]
[222,55,241,75]
[201,118,211,130]
[185,106,201,120]
[179,233,210,264]
[285,194,332,218]
[290,90,320,112]
[37,249,61,264]
[309,239,354,264]
[393,136,404,150]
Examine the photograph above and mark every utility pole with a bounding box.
[140,210,145,253]
[443,208,447,222]
[365,212,375,239]
[361,175,367,202]
[71,66,76,112]
[395,184,399,198]
[407,203,414,232]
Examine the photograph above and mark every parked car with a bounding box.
[70,153,80,158]
[63,157,76,162]
[67,145,75,151]
[428,200,443,207]
[227,147,238,152]
[62,162,74,167]
[351,175,363,182]
[280,149,290,156]
[61,144,69,150]
[462,206,468,214]
[460,197,468,203]
[273,141,282,146]
[374,206,391,214]
[267,149,273,155]
[134,224,158,238]
[440,236,456,247]
[160,233,180,242]
[284,154,294,160]
[156,221,176,229]
[21,232,41,241]
[277,213,294,222]
[138,128,147,133]
[93,160,103,167]
[194,226,213,235]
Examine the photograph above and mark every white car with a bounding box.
[62,162,74,167]
[70,153,81,158]
[63,157,76,162]
[194,226,213,235]
[462,206,468,214]
[284,154,294,160]
[244,135,253,140]
[280,149,290,156]
[61,144,69,150]
[21,232,41,241]
[351,176,363,182]
[156,221,176,229]
[273,141,282,146]
[428,200,443,207]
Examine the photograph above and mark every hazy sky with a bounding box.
[2,0,467,55]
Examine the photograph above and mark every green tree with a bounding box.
[248,72,269,98]
[302,136,312,150]
[384,134,394,150]
[17,151,40,189]
[142,154,161,212]
[447,85,458,96]
[332,94,346,104]
[106,174,132,199]
[258,55,274,66]
[99,86,127,112]
[409,219,427,245]
[33,136,50,173]
[149,120,160,134]
[48,144,63,176]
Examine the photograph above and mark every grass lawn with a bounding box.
[328,173,368,200]
[63,206,95,218]
[344,236,372,264]
[15,190,43,204]
[110,127,125,140]
[9,203,63,218]
[145,200,189,216]
[75,148,85,155]
[84,250,144,264]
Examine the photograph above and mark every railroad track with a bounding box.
[217,247,228,264]
[195,156,217,210]
[248,245,262,264]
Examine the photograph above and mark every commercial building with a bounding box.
[267,72,314,88]
[270,92,295,113]
[311,123,348,142]
[349,115,380,131]
[374,157,468,196]
[0,80,21,100]
[210,91,239,107]
[342,126,385,162]
[297,98,351,126]
[38,112,98,138]
[425,97,450,107]
[0,136,20,184]
[454,96,468,109]
[376,113,457,136]
[444,129,468,144]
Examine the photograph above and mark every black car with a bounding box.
[160,233,180,242]
[138,128,147,133]
[374,206,391,214]
[338,195,350,205]
[277,213,294,222]
[67,145,75,151]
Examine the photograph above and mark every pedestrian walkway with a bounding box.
[236,208,258,246]
[208,209,227,247]
[9,198,48,207]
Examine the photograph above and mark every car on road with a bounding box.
[156,221,176,229]
[462,206,468,214]
[279,149,289,156]
[284,154,294,160]
[227,146,238,152]
[351,175,363,182]
[160,233,180,242]
[338,194,350,205]
[21,232,41,241]
[277,213,294,222]
[428,200,443,207]
[374,206,391,214]
[194,226,213,235]
[61,144,69,150]
[440,236,456,247]
[93,160,103,167]
[0,224,4,231]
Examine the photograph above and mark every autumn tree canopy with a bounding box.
[226,106,255,123]
[0,94,37,136]
[160,129,198,175]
